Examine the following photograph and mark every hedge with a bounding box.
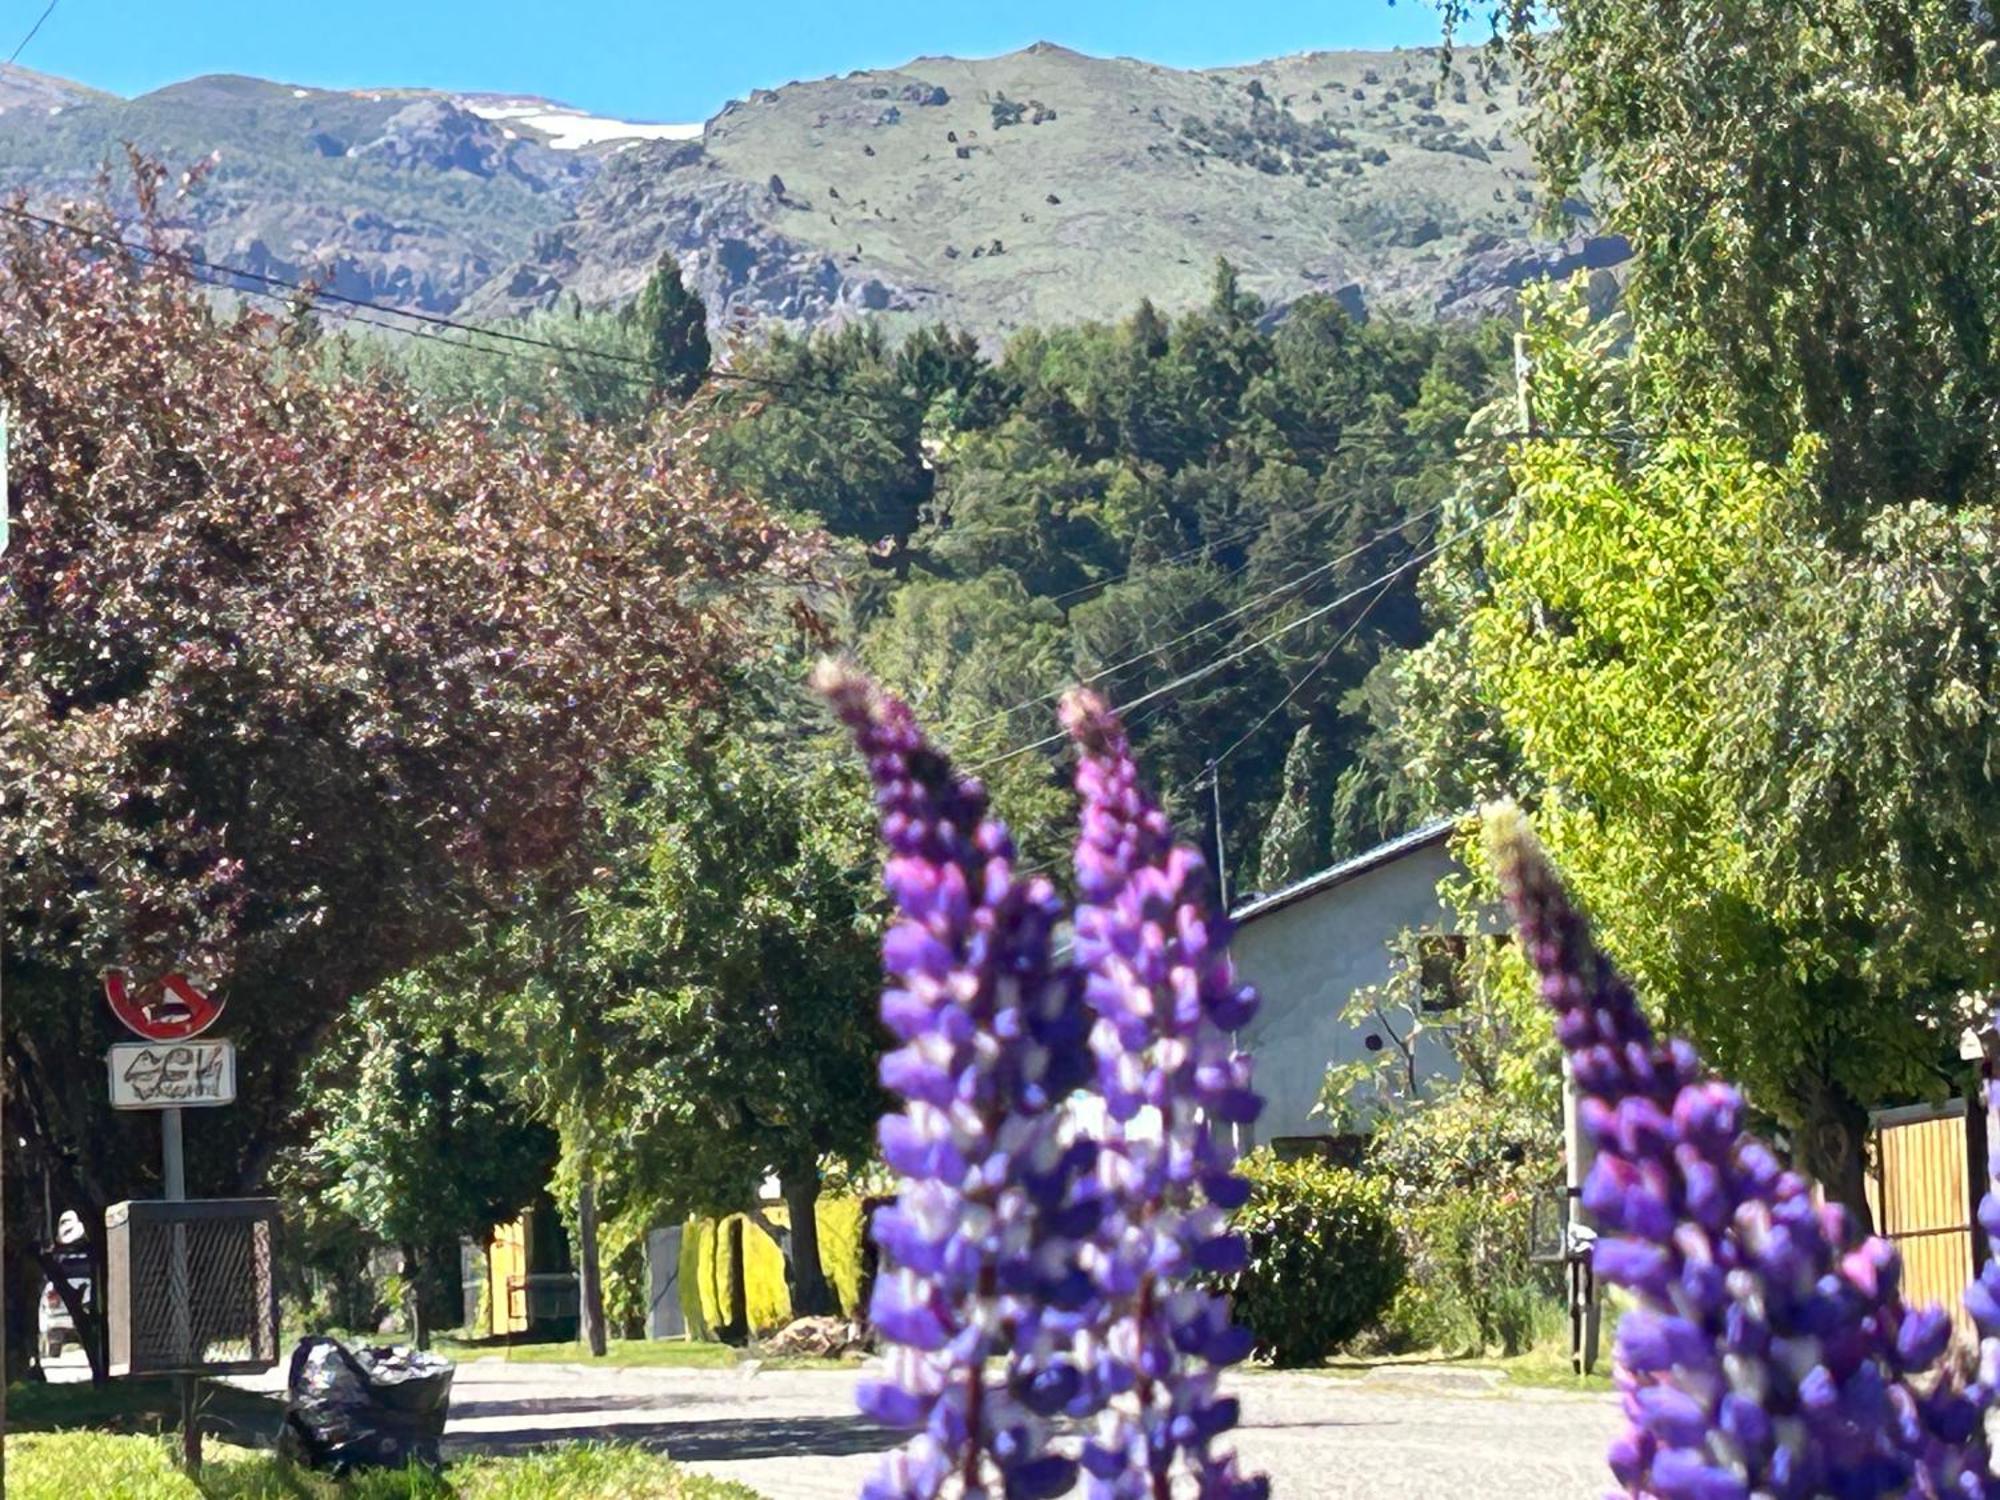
[816,1196,867,1317]
[677,1220,708,1342]
[741,1213,790,1335]
[1219,1151,1405,1367]
[678,1196,870,1338]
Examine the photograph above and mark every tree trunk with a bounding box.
[419,1238,461,1342]
[402,1243,429,1350]
[781,1166,834,1318]
[1795,1073,1874,1235]
[577,1173,607,1357]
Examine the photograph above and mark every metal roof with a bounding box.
[1228,814,1465,926]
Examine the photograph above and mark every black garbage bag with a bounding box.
[279,1335,455,1473]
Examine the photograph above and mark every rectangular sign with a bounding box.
[107,1040,236,1110]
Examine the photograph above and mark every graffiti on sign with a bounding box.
[107,1040,237,1110]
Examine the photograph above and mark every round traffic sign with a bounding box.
[103,971,224,1042]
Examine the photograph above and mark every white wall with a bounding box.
[1230,839,1464,1145]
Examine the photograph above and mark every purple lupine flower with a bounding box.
[1061,689,1267,1500]
[1485,801,1989,1500]
[818,664,1102,1500]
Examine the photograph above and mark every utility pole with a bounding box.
[1515,340,1598,1371]
[1208,761,1230,913]
[1513,331,1536,441]
[1209,760,1247,1155]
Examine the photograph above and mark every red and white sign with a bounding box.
[103,971,224,1043]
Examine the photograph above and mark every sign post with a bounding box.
[104,971,226,1470]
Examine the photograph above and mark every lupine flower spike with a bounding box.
[1062,689,1268,1500]
[1484,801,1992,1500]
[818,664,1102,1500]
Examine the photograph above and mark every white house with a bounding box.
[1229,817,1468,1148]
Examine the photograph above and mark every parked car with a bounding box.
[39,1248,91,1361]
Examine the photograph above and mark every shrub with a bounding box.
[739,1215,791,1335]
[677,1220,708,1341]
[691,1218,734,1338]
[815,1196,868,1317]
[1218,1152,1403,1367]
[1364,1089,1561,1355]
[677,1198,871,1335]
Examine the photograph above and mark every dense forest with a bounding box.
[336,261,1509,896]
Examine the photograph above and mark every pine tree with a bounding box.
[1256,725,1329,894]
[636,251,711,403]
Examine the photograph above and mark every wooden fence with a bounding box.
[1868,1098,1978,1337]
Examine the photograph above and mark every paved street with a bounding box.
[47,1346,1620,1496]
[431,1359,1620,1499]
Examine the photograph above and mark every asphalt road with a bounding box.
[432,1360,1620,1499]
[34,1348,1616,1497]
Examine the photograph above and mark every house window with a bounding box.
[1415,933,1470,1013]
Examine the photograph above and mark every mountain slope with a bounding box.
[0,67,675,311]
[0,47,1623,336]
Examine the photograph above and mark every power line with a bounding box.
[6,0,58,66]
[1207,555,1409,773]
[957,500,1450,740]
[0,205,945,416]
[966,513,1490,775]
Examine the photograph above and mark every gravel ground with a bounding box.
[429,1359,1621,1499]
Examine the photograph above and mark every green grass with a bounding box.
[1283,1343,1615,1395]
[428,1336,855,1371]
[4,1433,763,1500]
[1462,1346,1615,1393]
[8,1377,285,1440]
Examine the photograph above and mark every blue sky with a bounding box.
[10,1,1450,121]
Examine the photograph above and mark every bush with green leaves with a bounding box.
[1217,1152,1403,1367]
[1363,1089,1560,1355]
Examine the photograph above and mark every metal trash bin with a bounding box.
[104,1198,280,1376]
[279,1335,456,1473]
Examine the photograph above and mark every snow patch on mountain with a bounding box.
[459,96,701,151]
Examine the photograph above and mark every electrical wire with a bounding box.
[0,203,1663,444]
[1206,553,1410,773]
[6,0,58,66]
[955,500,1449,740]
[966,512,1490,774]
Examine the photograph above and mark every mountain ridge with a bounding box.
[0,46,1625,338]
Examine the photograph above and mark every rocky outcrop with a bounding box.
[356,99,509,175]
[1434,232,1631,319]
[353,99,591,195]
[467,137,932,332]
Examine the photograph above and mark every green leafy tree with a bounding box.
[325,295,653,427]
[1455,0,2000,527]
[1389,295,1991,1216]
[480,667,887,1324]
[595,721,885,1316]
[300,986,556,1346]
[635,251,711,403]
